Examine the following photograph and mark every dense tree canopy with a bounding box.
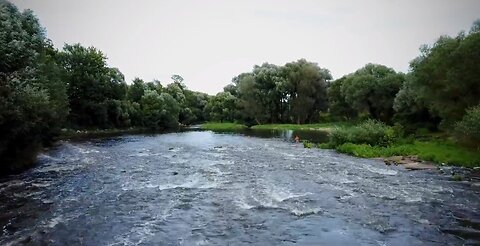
[222,59,331,124]
[327,77,357,120]
[284,59,330,124]
[339,64,405,123]
[1,0,479,173]
[401,25,480,128]
[58,44,128,128]
[205,92,237,122]
[1,0,67,172]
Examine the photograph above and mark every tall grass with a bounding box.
[319,120,480,167]
[201,122,247,131]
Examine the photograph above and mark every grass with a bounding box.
[201,122,247,131]
[251,122,351,132]
[323,140,480,168]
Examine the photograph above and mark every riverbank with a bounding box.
[58,127,152,141]
[201,122,247,131]
[316,140,480,168]
[201,122,480,168]
[200,122,348,132]
[251,122,351,132]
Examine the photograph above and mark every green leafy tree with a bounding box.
[183,90,209,124]
[283,59,330,124]
[0,1,67,172]
[340,64,404,123]
[59,43,127,128]
[234,72,265,124]
[405,21,480,127]
[393,74,439,129]
[328,77,357,120]
[140,90,180,129]
[205,92,238,122]
[127,78,146,103]
[454,105,480,147]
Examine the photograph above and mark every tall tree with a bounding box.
[340,64,404,123]
[283,59,331,124]
[404,22,480,127]
[0,1,67,172]
[328,77,357,120]
[59,44,127,128]
[205,92,237,122]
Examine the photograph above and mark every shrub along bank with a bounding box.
[312,120,480,168]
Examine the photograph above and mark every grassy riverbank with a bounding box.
[316,141,480,168]
[251,122,351,132]
[201,122,247,131]
[201,122,351,132]
[313,120,480,168]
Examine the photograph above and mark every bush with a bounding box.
[302,140,315,148]
[454,105,480,147]
[335,143,415,158]
[329,120,400,147]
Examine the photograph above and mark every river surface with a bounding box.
[1,130,480,245]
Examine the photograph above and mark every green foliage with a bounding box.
[405,23,480,127]
[393,74,438,128]
[2,1,480,173]
[0,2,45,74]
[327,77,357,120]
[454,105,480,147]
[229,59,331,124]
[302,141,315,148]
[183,90,209,124]
[0,1,67,173]
[59,43,128,128]
[329,120,399,147]
[283,59,330,124]
[251,122,349,131]
[205,92,237,122]
[140,90,180,129]
[339,64,405,123]
[127,78,146,103]
[332,140,480,167]
[335,143,415,158]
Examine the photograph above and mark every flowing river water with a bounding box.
[1,130,480,245]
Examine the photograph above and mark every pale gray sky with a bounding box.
[11,0,480,94]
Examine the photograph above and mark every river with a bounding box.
[1,130,479,245]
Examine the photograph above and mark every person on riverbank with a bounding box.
[294,135,300,143]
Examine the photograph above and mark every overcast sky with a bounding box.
[11,0,480,94]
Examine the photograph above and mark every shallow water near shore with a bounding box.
[1,130,479,245]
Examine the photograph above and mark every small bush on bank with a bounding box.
[302,141,316,148]
[454,105,480,148]
[333,141,480,167]
[335,143,415,158]
[329,120,400,147]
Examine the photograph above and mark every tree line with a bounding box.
[211,21,480,144]
[1,0,479,173]
[0,1,211,173]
